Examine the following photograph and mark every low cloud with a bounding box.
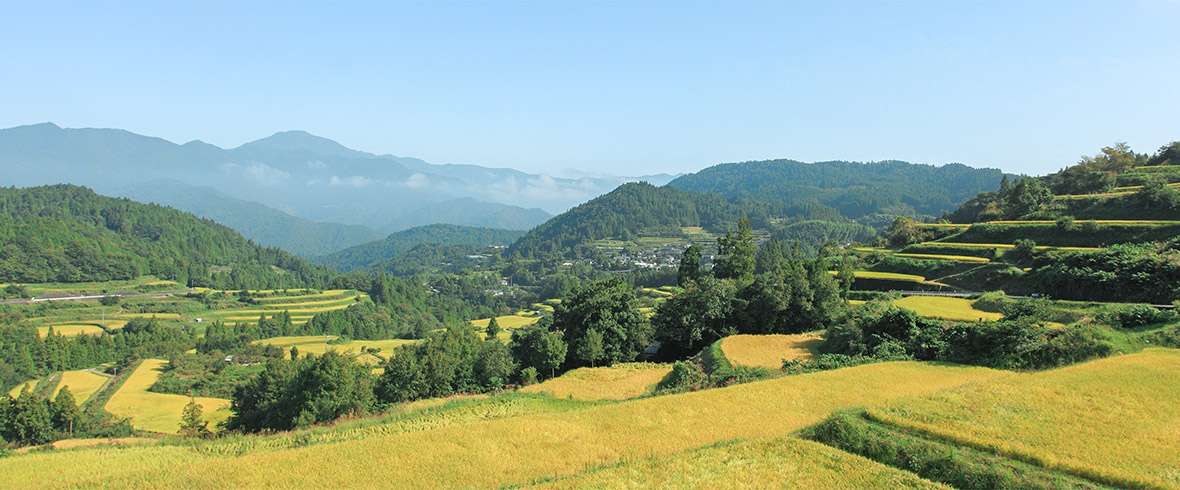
[222,162,290,187]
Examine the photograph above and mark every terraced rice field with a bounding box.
[37,323,105,337]
[520,363,673,401]
[892,296,1004,322]
[525,436,951,490]
[720,334,822,369]
[893,253,990,263]
[104,359,232,434]
[920,241,1100,252]
[828,270,926,282]
[868,349,1180,490]
[253,290,351,303]
[52,370,111,405]
[0,361,1003,489]
[470,313,542,330]
[118,313,182,320]
[254,335,416,358]
[1056,182,1180,199]
[987,219,1180,226]
[7,379,36,397]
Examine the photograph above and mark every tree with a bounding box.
[714,218,756,280]
[485,317,501,341]
[576,329,605,368]
[289,345,300,361]
[1007,177,1053,217]
[179,397,209,437]
[550,278,649,367]
[652,276,737,358]
[510,326,567,378]
[474,340,516,388]
[676,245,702,288]
[51,387,81,437]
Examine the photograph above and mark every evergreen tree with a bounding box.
[290,345,300,361]
[714,218,756,280]
[550,278,648,368]
[178,397,209,437]
[576,329,605,368]
[485,317,501,341]
[51,387,81,437]
[676,245,701,288]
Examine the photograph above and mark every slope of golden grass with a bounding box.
[720,334,822,369]
[37,323,104,337]
[892,296,1004,322]
[0,361,1003,489]
[104,359,231,434]
[520,363,673,400]
[53,370,110,405]
[869,349,1180,490]
[470,313,542,330]
[525,436,952,490]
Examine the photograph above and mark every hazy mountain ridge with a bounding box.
[313,223,525,272]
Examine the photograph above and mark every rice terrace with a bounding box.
[2,2,1180,489]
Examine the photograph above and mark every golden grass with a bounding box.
[38,323,104,338]
[117,313,182,320]
[869,349,1180,490]
[920,241,1100,252]
[720,334,823,369]
[14,437,156,454]
[0,362,1003,489]
[254,290,350,302]
[53,370,110,405]
[893,253,991,263]
[641,287,675,297]
[525,436,952,490]
[827,270,926,282]
[914,223,971,228]
[892,296,1004,322]
[104,359,231,434]
[470,314,542,330]
[987,219,1180,225]
[8,379,36,397]
[254,336,416,358]
[520,363,674,401]
[261,296,363,308]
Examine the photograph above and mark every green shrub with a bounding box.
[518,367,538,386]
[1099,304,1176,328]
[655,361,706,392]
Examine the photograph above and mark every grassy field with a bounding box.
[470,313,542,330]
[254,335,416,358]
[987,219,1180,226]
[891,296,1004,322]
[525,436,952,490]
[8,276,184,297]
[868,349,1180,490]
[0,361,1003,489]
[520,363,673,401]
[8,379,37,397]
[52,370,111,405]
[720,334,822,369]
[104,359,232,434]
[920,241,1100,252]
[893,253,991,263]
[837,270,927,282]
[37,323,105,337]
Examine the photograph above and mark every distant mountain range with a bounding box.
[313,224,525,272]
[0,123,674,254]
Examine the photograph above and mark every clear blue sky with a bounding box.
[2,0,1178,177]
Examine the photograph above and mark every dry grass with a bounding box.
[13,437,156,454]
[525,436,952,490]
[53,370,110,405]
[104,359,231,434]
[520,363,674,400]
[470,314,542,330]
[0,361,1003,489]
[892,296,1004,322]
[869,349,1180,490]
[8,379,36,397]
[37,323,104,338]
[720,334,822,369]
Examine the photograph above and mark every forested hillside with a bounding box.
[0,184,331,288]
[668,159,1005,219]
[313,224,525,272]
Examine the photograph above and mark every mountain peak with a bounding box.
[235,130,359,157]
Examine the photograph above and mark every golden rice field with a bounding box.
[7,379,36,397]
[470,313,542,330]
[986,219,1180,226]
[720,334,822,369]
[253,290,351,303]
[520,363,673,401]
[920,241,1100,252]
[525,436,952,490]
[914,223,971,228]
[118,312,182,320]
[891,296,1004,322]
[12,437,156,455]
[868,349,1180,490]
[253,335,417,358]
[52,370,111,405]
[37,323,105,338]
[104,359,232,434]
[0,361,1003,489]
[893,253,991,263]
[832,270,927,282]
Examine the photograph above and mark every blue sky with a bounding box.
[2,0,1178,177]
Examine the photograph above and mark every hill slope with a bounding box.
[314,224,525,272]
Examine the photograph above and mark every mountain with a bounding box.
[116,180,382,257]
[0,123,663,238]
[0,184,332,288]
[667,159,1005,219]
[314,224,525,272]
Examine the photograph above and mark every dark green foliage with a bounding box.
[1030,241,1180,303]
[714,218,756,280]
[940,222,1180,248]
[485,317,501,340]
[150,352,268,399]
[667,159,1004,219]
[50,387,81,436]
[805,411,1110,490]
[655,360,706,393]
[375,327,515,403]
[676,244,701,287]
[550,278,649,368]
[770,220,878,257]
[0,184,332,288]
[518,366,538,386]
[312,224,524,272]
[225,351,375,432]
[1097,304,1176,329]
[179,397,210,437]
[510,325,568,379]
[652,277,737,359]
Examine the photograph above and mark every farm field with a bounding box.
[920,241,1100,252]
[470,313,542,330]
[892,296,1004,322]
[828,270,926,282]
[104,359,231,434]
[253,335,416,358]
[0,361,1004,489]
[7,379,37,397]
[720,333,822,369]
[37,323,105,337]
[52,370,110,405]
[521,363,673,401]
[868,349,1180,490]
[525,436,952,490]
[892,252,990,263]
[5,276,185,297]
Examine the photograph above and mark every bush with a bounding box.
[518,367,538,386]
[1099,304,1176,329]
[656,361,706,392]
[1054,215,1075,231]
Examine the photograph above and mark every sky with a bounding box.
[2,0,1178,178]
